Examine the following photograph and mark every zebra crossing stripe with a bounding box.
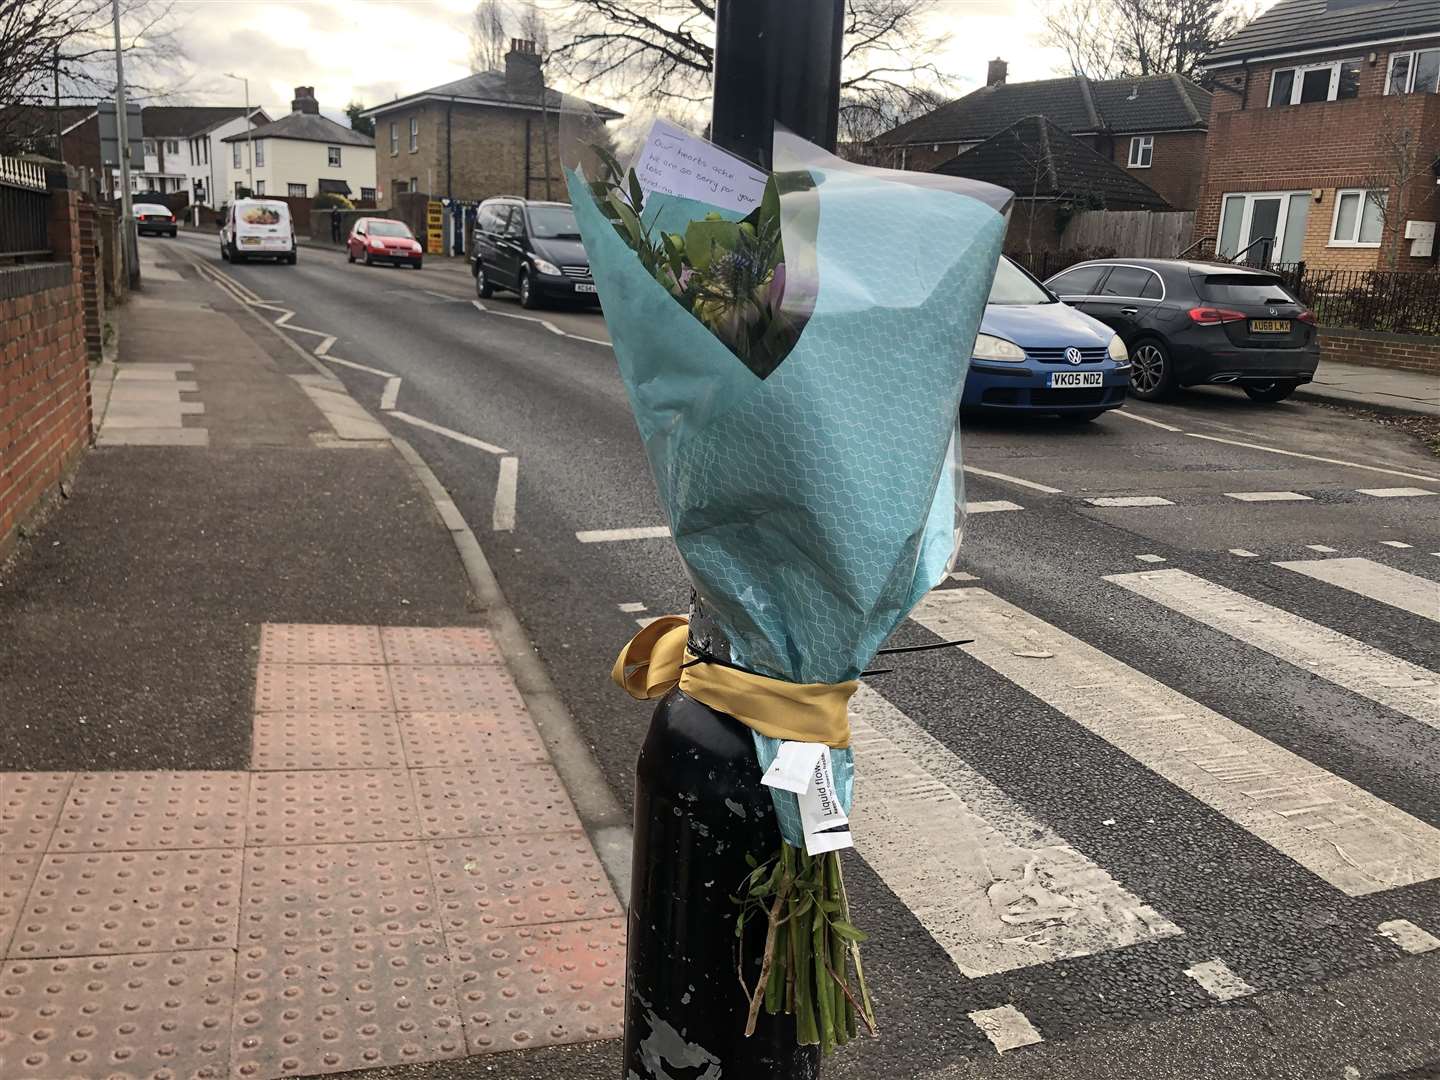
[1183,958,1256,1001]
[1108,569,1439,732]
[849,686,1181,978]
[968,1005,1044,1053]
[1378,919,1440,954]
[910,589,1440,897]
[1274,558,1440,625]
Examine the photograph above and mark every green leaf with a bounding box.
[591,143,624,186]
[685,219,739,274]
[627,170,646,218]
[759,176,781,235]
[829,920,869,944]
[607,192,643,249]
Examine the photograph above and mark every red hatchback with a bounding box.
[347,218,423,269]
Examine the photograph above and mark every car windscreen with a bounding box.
[527,206,580,239]
[988,257,1055,305]
[1196,274,1300,306]
[368,221,412,238]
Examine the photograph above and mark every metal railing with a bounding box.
[1275,264,1440,336]
[0,154,52,262]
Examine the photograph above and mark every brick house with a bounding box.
[873,60,1212,210]
[1197,0,1440,271]
[362,39,621,207]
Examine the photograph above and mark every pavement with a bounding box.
[1296,358,1440,417]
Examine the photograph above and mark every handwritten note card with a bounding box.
[630,118,768,214]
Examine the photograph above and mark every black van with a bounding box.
[470,197,598,310]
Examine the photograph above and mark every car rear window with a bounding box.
[1196,274,1299,306]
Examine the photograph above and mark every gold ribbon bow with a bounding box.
[611,616,856,749]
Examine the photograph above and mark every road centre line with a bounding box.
[968,500,1024,513]
[386,410,509,456]
[849,684,1180,978]
[1275,558,1440,624]
[1382,540,1414,549]
[968,1006,1045,1054]
[1087,496,1174,507]
[1358,487,1435,498]
[493,456,518,532]
[1307,545,1339,553]
[1225,491,1311,502]
[963,466,1063,495]
[577,526,672,543]
[1108,568,1439,732]
[910,587,1440,896]
[1112,410,1183,432]
[1184,433,1440,484]
[1230,549,1259,558]
[1183,958,1256,1001]
[1378,919,1440,954]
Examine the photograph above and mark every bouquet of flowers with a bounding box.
[569,118,1010,1053]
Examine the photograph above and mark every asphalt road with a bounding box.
[165,232,1440,1080]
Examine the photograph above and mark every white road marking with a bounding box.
[1086,496,1174,507]
[1275,558,1440,624]
[1185,433,1440,485]
[576,526,671,543]
[849,685,1181,978]
[911,588,1440,896]
[1108,569,1439,731]
[387,410,509,456]
[968,1005,1044,1054]
[314,336,335,356]
[1183,958,1256,1001]
[967,500,1024,514]
[1136,554,1166,563]
[322,354,397,378]
[1224,491,1311,502]
[618,602,647,613]
[423,289,460,301]
[1382,541,1414,549]
[470,298,612,348]
[963,466,1063,495]
[1378,919,1440,954]
[379,377,401,411]
[1307,545,1339,553]
[1357,487,1435,498]
[1113,410,1183,432]
[1230,549,1259,558]
[492,456,518,532]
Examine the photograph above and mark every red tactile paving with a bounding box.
[253,664,394,713]
[230,935,464,1079]
[397,711,549,770]
[250,712,405,771]
[246,770,419,847]
[0,852,40,957]
[51,772,248,852]
[0,950,235,1079]
[381,627,503,666]
[0,773,74,854]
[259,624,385,666]
[450,919,626,1054]
[240,843,439,946]
[10,850,240,958]
[389,665,525,713]
[428,835,622,933]
[412,767,583,839]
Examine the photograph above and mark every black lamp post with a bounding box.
[621,4,845,1078]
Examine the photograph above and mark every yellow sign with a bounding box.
[426,201,444,255]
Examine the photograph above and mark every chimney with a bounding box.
[505,38,543,95]
[291,86,319,115]
[987,58,1008,87]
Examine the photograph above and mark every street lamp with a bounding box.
[224,72,254,194]
[110,0,137,284]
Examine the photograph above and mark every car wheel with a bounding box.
[220,243,228,261]
[363,251,373,266]
[286,252,297,265]
[519,269,539,309]
[1128,338,1176,401]
[347,249,354,264]
[1243,380,1298,403]
[413,259,423,270]
[475,263,493,298]
[1058,409,1105,423]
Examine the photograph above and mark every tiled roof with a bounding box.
[875,74,1210,146]
[1206,0,1440,64]
[363,72,622,120]
[934,116,1171,209]
[139,106,268,137]
[223,112,374,147]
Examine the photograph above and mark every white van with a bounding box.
[220,199,297,264]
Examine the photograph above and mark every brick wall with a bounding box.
[1101,130,1207,210]
[77,198,102,360]
[0,188,94,559]
[1319,327,1440,375]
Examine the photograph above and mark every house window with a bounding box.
[1269,59,1362,106]
[235,180,245,197]
[288,183,307,198]
[328,146,342,167]
[255,180,265,194]
[164,139,179,155]
[1330,189,1386,246]
[254,139,264,167]
[409,117,418,152]
[394,180,409,194]
[1387,49,1440,95]
[360,187,376,202]
[1217,191,1311,265]
[1127,135,1153,168]
[390,122,398,156]
[233,142,242,168]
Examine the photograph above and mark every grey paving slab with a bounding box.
[230,935,464,1080]
[95,427,210,447]
[9,849,241,959]
[396,712,549,770]
[258,624,385,666]
[411,767,582,840]
[449,919,626,1055]
[389,665,527,713]
[51,772,248,853]
[249,712,405,771]
[380,628,503,667]
[240,842,440,946]
[0,950,235,1079]
[0,852,40,957]
[246,771,419,847]
[0,773,74,854]
[253,664,394,713]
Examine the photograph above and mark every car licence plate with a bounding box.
[1250,319,1290,333]
[574,283,597,293]
[240,237,261,246]
[1049,371,1103,388]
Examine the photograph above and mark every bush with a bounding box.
[312,192,354,211]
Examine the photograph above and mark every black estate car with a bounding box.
[471,197,598,310]
[1044,259,1319,403]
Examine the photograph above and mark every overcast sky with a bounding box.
[163,0,1071,125]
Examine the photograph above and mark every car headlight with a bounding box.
[972,333,1026,362]
[1107,335,1129,362]
[531,257,561,276]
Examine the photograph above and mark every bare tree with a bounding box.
[517,0,550,55]
[1042,0,1251,81]
[837,83,945,164]
[1360,104,1436,270]
[469,0,509,74]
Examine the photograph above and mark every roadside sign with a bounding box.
[426,200,443,254]
[97,102,143,168]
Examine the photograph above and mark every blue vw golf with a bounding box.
[962,257,1132,422]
